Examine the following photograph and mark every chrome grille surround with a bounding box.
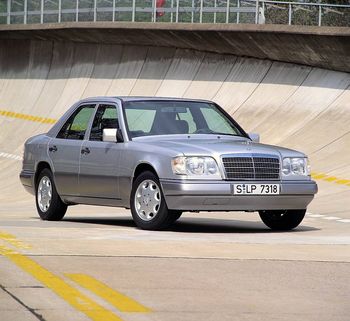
[221,154,280,181]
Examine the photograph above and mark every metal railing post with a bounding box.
[191,0,194,23]
[200,0,203,23]
[132,0,136,22]
[170,0,174,22]
[7,0,10,24]
[175,0,179,23]
[40,0,44,23]
[226,0,230,23]
[318,4,322,26]
[24,0,27,24]
[76,0,79,22]
[255,0,259,24]
[112,0,115,21]
[93,0,97,22]
[153,0,157,22]
[288,3,292,25]
[236,0,240,24]
[214,0,217,23]
[262,1,264,14]
[58,0,61,23]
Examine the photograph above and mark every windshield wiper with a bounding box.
[210,132,244,137]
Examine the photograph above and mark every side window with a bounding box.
[90,104,119,141]
[57,104,95,140]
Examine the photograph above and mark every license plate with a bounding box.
[233,184,280,195]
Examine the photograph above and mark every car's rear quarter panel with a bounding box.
[21,134,51,192]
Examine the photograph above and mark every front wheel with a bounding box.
[259,209,306,231]
[35,168,67,221]
[130,171,176,230]
[170,210,183,222]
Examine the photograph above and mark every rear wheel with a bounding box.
[259,209,306,231]
[130,171,176,230]
[35,168,67,221]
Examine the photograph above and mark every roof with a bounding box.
[78,96,214,104]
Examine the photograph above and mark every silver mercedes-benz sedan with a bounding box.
[20,97,317,230]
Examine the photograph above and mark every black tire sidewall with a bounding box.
[259,209,306,231]
[169,210,182,222]
[35,168,67,221]
[130,171,172,230]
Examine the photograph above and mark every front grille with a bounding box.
[222,155,280,180]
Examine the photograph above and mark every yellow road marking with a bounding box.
[324,176,338,182]
[0,110,56,124]
[0,231,31,249]
[335,179,350,185]
[66,274,151,313]
[311,173,328,179]
[0,245,123,321]
[311,172,350,187]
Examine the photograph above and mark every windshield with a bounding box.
[123,101,246,139]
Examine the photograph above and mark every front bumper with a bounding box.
[19,170,35,195]
[160,179,318,211]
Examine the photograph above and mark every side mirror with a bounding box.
[248,132,260,143]
[102,128,124,143]
[103,128,117,143]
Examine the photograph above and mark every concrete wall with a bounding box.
[0,25,349,214]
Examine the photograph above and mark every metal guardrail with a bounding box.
[0,0,349,26]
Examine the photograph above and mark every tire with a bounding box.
[259,209,306,231]
[169,210,183,223]
[35,168,67,221]
[130,171,175,230]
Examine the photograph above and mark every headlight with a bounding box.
[282,157,310,176]
[172,156,221,179]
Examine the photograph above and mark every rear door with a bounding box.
[48,104,96,197]
[79,104,122,200]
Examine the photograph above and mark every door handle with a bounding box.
[49,145,57,152]
[81,147,90,155]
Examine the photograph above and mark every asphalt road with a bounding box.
[0,185,349,321]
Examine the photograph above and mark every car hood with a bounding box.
[135,135,305,158]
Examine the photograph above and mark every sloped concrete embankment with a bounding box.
[0,38,349,215]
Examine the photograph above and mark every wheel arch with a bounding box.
[132,162,159,183]
[35,161,52,187]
